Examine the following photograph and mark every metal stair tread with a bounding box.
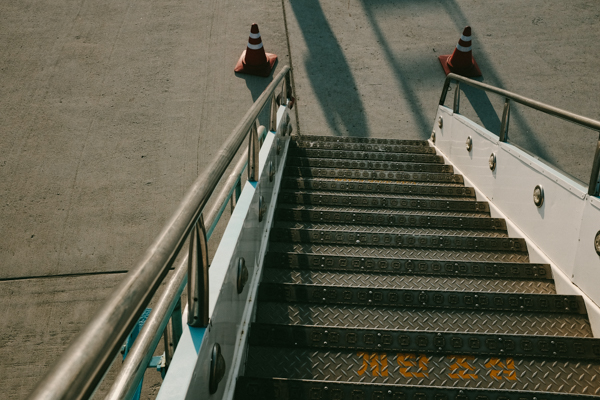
[275,204,490,219]
[282,177,476,197]
[275,206,506,231]
[287,147,445,163]
[271,222,509,238]
[235,377,600,400]
[279,189,480,203]
[264,251,551,280]
[278,190,489,213]
[290,140,438,155]
[293,135,431,146]
[249,323,600,361]
[285,157,453,173]
[284,166,463,185]
[268,243,531,263]
[242,346,600,394]
[255,302,593,337]
[261,269,555,294]
[258,282,586,315]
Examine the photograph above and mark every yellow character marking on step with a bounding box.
[447,355,478,379]
[357,352,388,376]
[485,357,517,381]
[397,353,430,378]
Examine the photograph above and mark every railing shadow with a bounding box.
[288,0,369,137]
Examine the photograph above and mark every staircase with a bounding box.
[234,135,600,399]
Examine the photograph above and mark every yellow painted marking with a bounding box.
[485,357,517,381]
[357,352,388,376]
[447,355,478,380]
[397,353,429,378]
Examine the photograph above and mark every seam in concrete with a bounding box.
[0,270,131,283]
[281,0,301,136]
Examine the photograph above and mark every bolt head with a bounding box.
[533,185,544,207]
[465,136,472,151]
[438,116,443,128]
[489,153,496,170]
[595,231,600,255]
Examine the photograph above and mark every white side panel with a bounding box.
[448,116,499,199]
[573,197,600,305]
[433,105,600,333]
[433,106,453,158]
[492,143,586,277]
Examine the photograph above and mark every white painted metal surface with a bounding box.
[157,105,291,400]
[432,104,600,335]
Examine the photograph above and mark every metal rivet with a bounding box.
[438,116,443,128]
[209,343,226,394]
[465,136,472,151]
[489,153,496,170]
[594,231,600,256]
[533,185,544,207]
[431,130,436,143]
[237,257,248,294]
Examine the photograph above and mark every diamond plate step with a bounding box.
[282,178,476,198]
[294,135,431,147]
[278,191,489,213]
[284,166,463,185]
[287,146,444,163]
[275,206,507,231]
[290,140,438,154]
[249,323,600,361]
[258,283,586,315]
[235,377,600,400]
[270,225,520,249]
[255,303,593,337]
[264,252,551,280]
[261,269,555,294]
[243,346,600,394]
[268,243,531,263]
[286,157,453,174]
[276,205,491,220]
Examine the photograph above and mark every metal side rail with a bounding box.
[231,133,600,400]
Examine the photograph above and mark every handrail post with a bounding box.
[453,82,460,114]
[439,77,452,106]
[499,98,511,142]
[187,214,209,327]
[171,298,182,349]
[588,134,600,196]
[269,93,278,131]
[282,73,289,106]
[248,123,260,182]
[230,177,242,213]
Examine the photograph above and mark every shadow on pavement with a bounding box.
[288,0,369,137]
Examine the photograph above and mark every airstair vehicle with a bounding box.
[29,66,600,400]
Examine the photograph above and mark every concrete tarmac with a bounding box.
[0,0,598,398]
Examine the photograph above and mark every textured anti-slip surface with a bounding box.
[234,136,600,399]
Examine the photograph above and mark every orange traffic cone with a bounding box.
[438,26,482,77]
[234,23,277,77]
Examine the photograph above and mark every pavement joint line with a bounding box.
[0,270,133,282]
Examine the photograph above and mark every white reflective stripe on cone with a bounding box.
[460,35,472,41]
[249,32,261,39]
[247,42,264,50]
[456,44,472,52]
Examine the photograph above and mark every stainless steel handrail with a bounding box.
[29,65,292,400]
[104,134,257,400]
[439,73,600,196]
